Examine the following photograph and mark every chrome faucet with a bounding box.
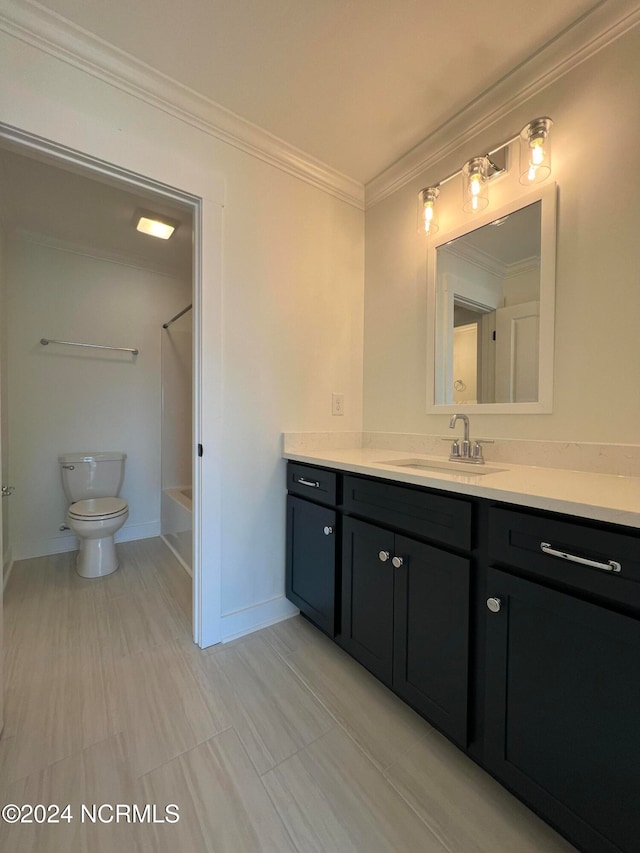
[449,414,470,460]
[448,414,493,464]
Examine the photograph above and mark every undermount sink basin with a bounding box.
[379,458,506,476]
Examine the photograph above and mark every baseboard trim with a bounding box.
[160,533,192,578]
[13,520,162,561]
[221,595,299,643]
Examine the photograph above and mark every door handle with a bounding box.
[1,485,15,497]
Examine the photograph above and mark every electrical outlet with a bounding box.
[332,392,345,416]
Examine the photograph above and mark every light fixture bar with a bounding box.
[417,118,552,235]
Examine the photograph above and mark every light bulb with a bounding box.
[423,204,434,234]
[531,140,545,165]
[462,158,489,212]
[418,187,439,235]
[519,117,553,185]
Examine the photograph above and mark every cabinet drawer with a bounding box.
[343,475,471,551]
[489,507,640,609]
[287,462,337,506]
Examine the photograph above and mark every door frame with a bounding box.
[0,121,223,648]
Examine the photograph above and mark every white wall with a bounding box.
[0,221,9,583]
[6,235,191,559]
[364,25,640,443]
[0,26,364,640]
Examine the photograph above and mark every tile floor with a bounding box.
[0,537,577,852]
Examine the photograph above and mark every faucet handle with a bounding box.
[471,439,494,462]
[450,440,460,459]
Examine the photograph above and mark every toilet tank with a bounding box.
[59,452,126,502]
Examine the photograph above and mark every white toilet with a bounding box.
[59,451,129,578]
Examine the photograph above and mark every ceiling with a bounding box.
[0,148,193,278]
[34,0,600,185]
[452,201,541,267]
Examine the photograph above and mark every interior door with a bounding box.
[494,300,540,402]
[0,308,5,735]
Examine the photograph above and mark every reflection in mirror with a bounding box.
[437,202,541,404]
[428,183,556,414]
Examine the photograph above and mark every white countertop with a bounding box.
[283,447,640,529]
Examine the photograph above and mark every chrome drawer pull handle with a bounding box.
[540,542,622,574]
[297,477,320,488]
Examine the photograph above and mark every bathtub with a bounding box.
[161,486,193,574]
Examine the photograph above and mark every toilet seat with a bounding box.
[68,497,128,521]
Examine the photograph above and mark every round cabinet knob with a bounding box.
[486,597,502,613]
[391,556,404,569]
[323,526,333,536]
[378,550,390,562]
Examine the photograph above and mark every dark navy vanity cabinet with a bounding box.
[285,460,640,853]
[285,463,339,636]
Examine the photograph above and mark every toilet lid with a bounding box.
[68,497,128,519]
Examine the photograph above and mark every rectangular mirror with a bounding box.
[426,183,557,414]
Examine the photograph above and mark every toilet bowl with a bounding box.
[67,497,129,578]
[59,451,128,579]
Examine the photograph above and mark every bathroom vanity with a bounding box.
[284,446,640,853]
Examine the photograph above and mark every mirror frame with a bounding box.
[426,182,557,414]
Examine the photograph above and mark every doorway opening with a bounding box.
[0,124,208,645]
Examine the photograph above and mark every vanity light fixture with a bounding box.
[417,116,553,235]
[519,117,553,184]
[418,186,440,235]
[134,209,179,240]
[462,157,490,213]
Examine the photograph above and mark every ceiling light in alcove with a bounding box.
[135,209,179,239]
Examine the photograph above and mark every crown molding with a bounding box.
[0,0,365,210]
[366,0,640,209]
[12,226,190,279]
[504,256,540,278]
[444,239,541,279]
[442,241,507,279]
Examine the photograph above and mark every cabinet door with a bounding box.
[286,495,337,636]
[393,536,470,745]
[341,517,394,685]
[485,567,640,853]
